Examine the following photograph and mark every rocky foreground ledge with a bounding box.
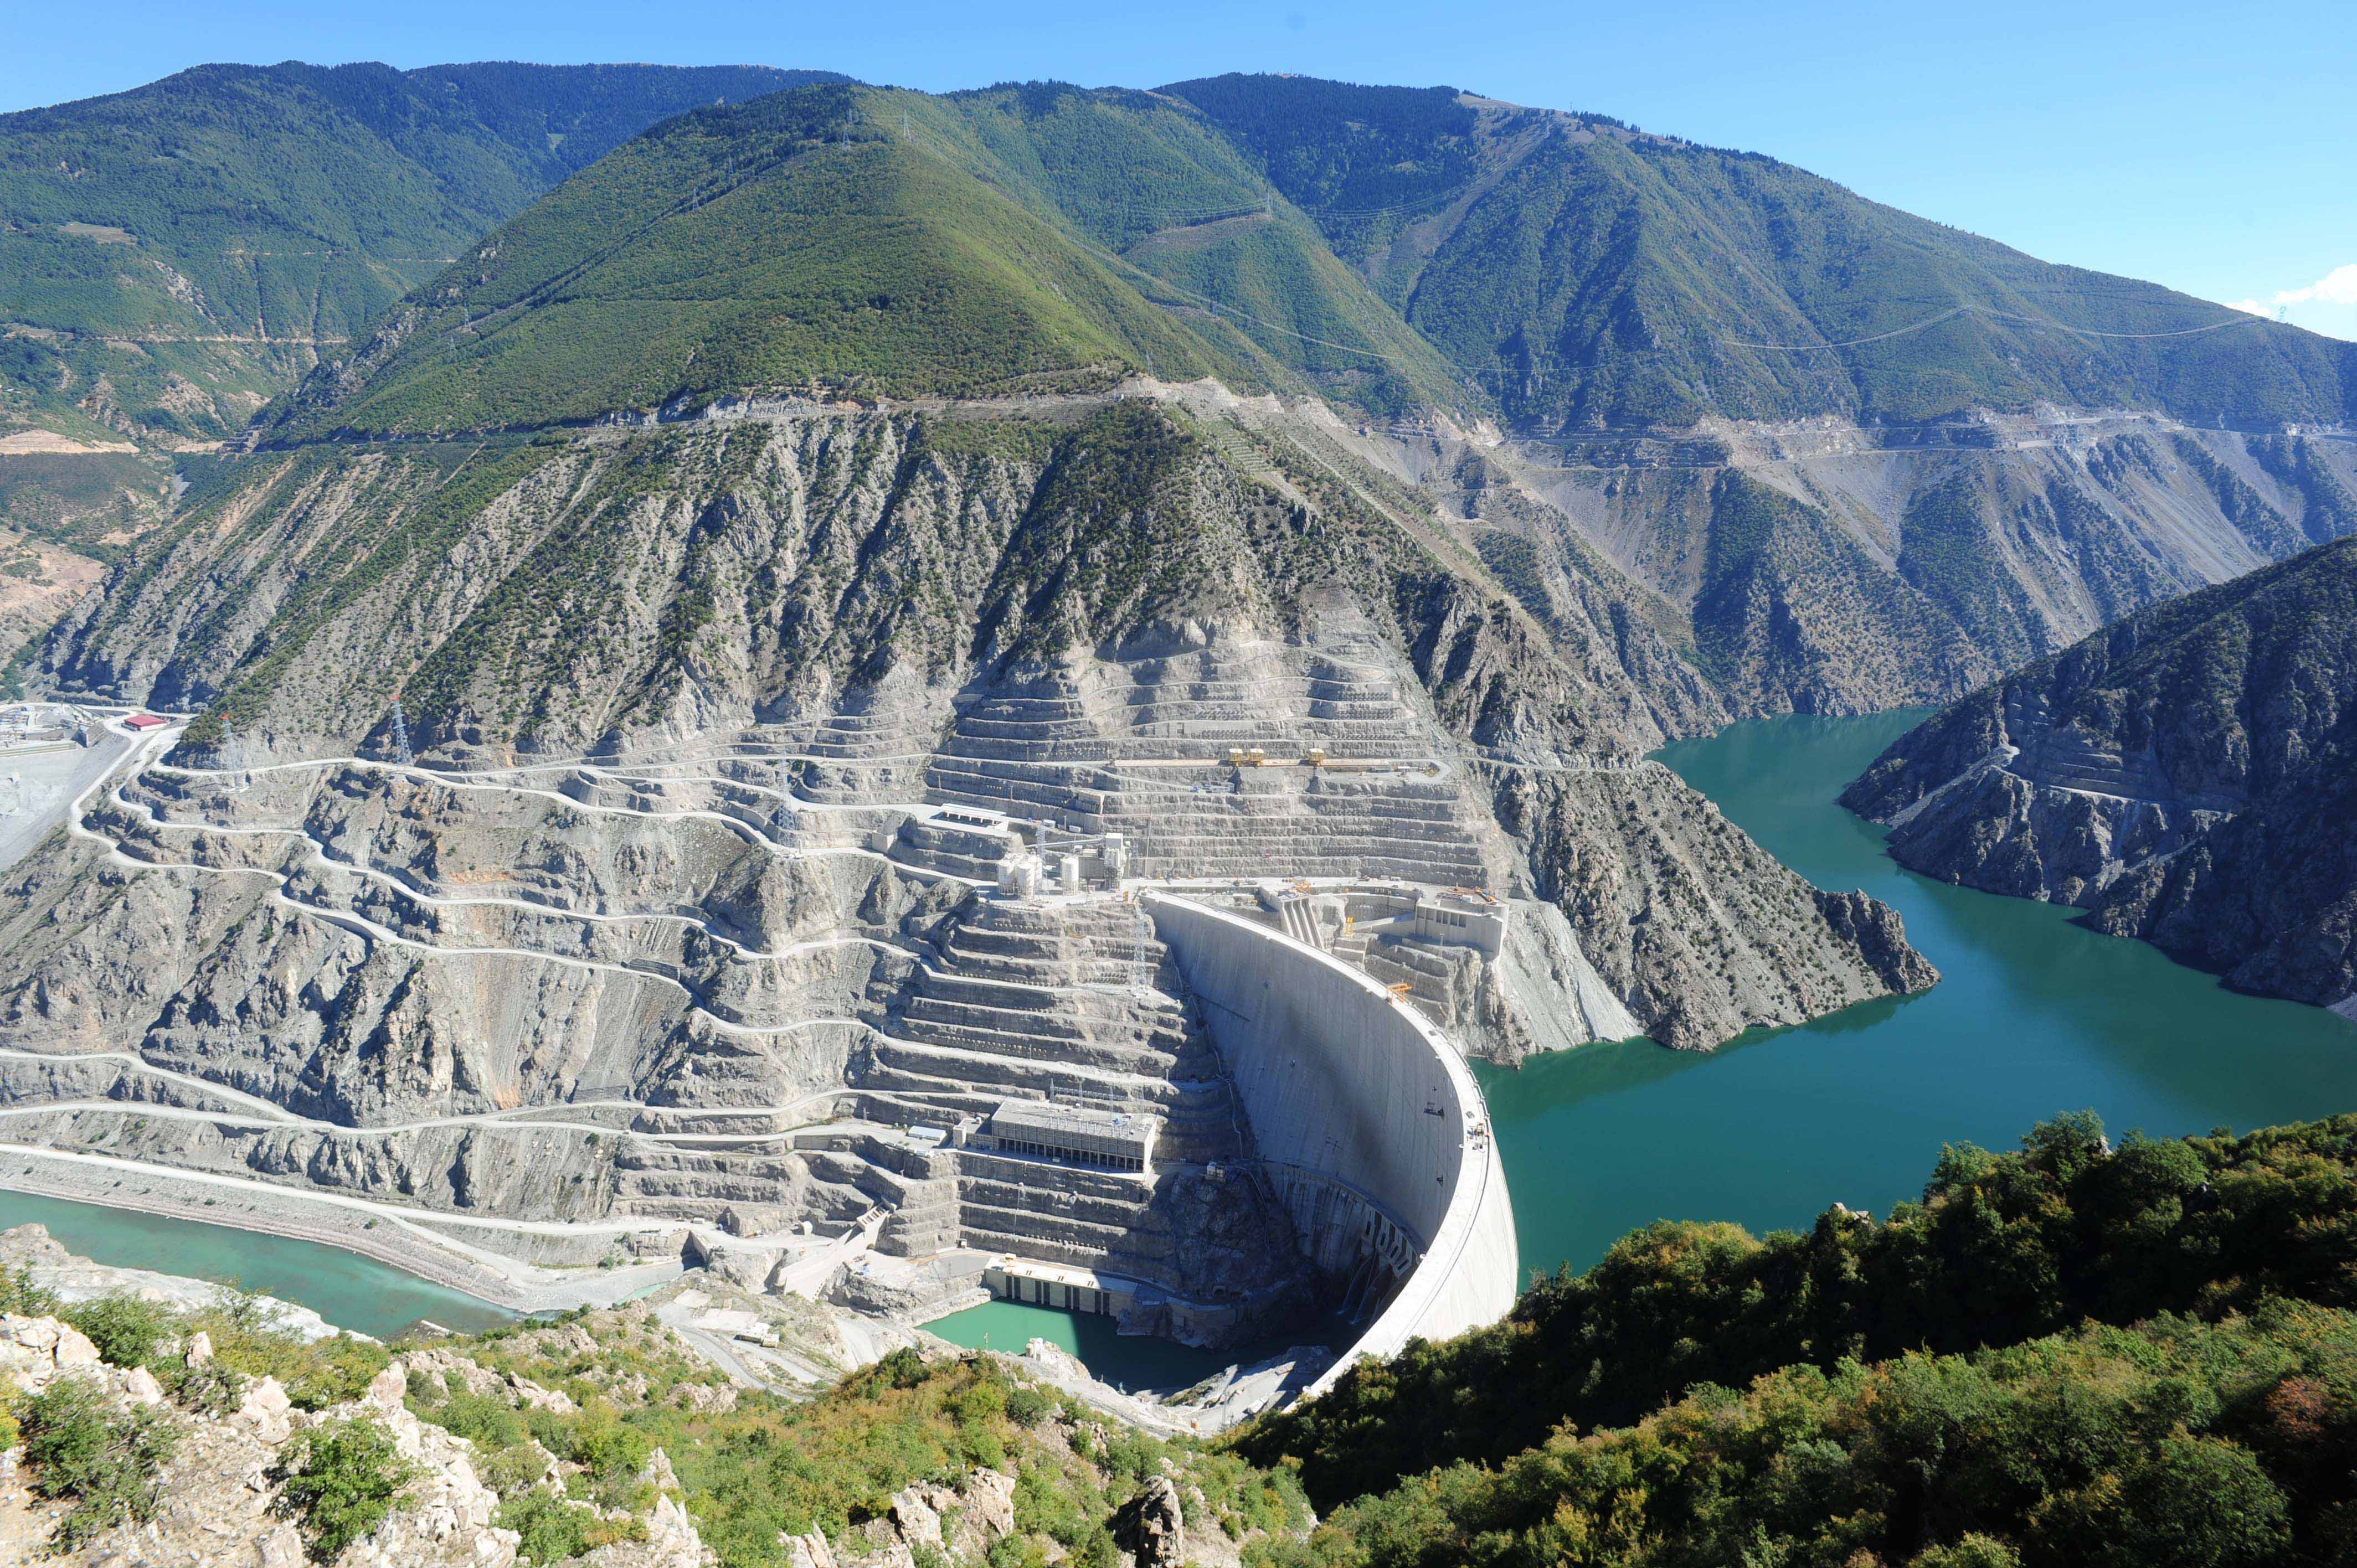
[0,1226,1298,1566]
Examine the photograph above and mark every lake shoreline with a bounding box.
[1479,708,2357,1281]
[0,1149,683,1320]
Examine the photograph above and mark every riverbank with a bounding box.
[0,1146,687,1318]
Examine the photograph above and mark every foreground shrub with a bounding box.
[60,1293,176,1369]
[271,1416,418,1562]
[17,1377,179,1548]
[497,1490,647,1565]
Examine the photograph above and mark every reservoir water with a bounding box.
[0,1189,513,1339]
[1476,709,2357,1281]
[923,1298,1357,1393]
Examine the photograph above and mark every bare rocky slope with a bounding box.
[1843,535,2357,1010]
[1392,411,2357,718]
[0,396,1932,1253]
[26,391,1929,1043]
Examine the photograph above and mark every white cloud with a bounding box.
[2256,264,2357,309]
[2226,298,2272,316]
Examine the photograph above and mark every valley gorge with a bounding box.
[0,55,2354,1568]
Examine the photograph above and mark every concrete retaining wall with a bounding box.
[1142,891,1518,1394]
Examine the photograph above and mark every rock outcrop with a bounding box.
[1844,535,2357,1008]
[1114,1474,1187,1568]
[0,1318,522,1567]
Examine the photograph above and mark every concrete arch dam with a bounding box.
[1141,890,1519,1393]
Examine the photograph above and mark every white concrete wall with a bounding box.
[1142,892,1519,1394]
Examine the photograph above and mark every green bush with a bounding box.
[1004,1387,1054,1428]
[17,1377,179,1549]
[191,1304,391,1410]
[62,1294,176,1368]
[421,1386,532,1451]
[271,1416,419,1562]
[496,1490,646,1565]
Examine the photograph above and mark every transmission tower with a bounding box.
[386,699,415,768]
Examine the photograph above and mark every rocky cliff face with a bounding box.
[0,1314,527,1567]
[1843,534,2357,1008]
[1388,411,2357,721]
[1489,760,1933,1049]
[0,391,1938,1276]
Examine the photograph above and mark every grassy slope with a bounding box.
[904,83,1467,416]
[267,86,1248,437]
[1164,74,2357,430]
[0,61,837,444]
[272,81,1476,439]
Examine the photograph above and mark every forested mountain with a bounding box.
[1843,533,2357,1009]
[1162,73,2357,432]
[13,69,2357,733]
[262,80,1467,441]
[251,74,2357,731]
[0,60,840,557]
[1239,1111,2357,1567]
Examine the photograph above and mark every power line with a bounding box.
[1718,302,2266,353]
[1972,305,2266,341]
[1718,307,1971,351]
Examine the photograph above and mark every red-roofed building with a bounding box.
[122,714,169,731]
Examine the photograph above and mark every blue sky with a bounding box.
[9,0,2352,339]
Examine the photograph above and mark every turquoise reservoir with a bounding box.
[1479,709,2357,1282]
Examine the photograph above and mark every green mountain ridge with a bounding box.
[263,80,1471,441]
[1162,73,2357,431]
[0,60,843,453]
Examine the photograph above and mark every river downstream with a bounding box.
[1476,709,2357,1281]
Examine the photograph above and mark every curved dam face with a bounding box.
[1142,891,1519,1388]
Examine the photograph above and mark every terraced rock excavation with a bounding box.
[0,401,1932,1412]
[0,626,1545,1401]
